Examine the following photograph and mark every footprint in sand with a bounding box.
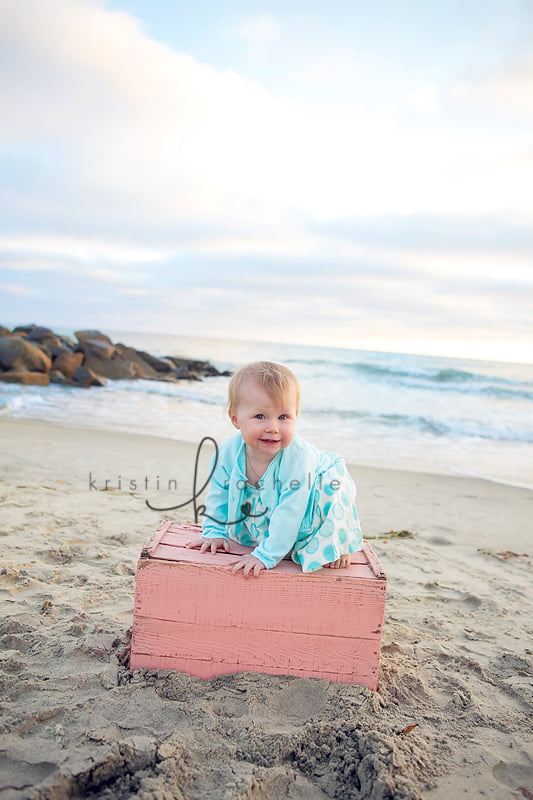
[492,758,533,792]
[210,689,249,718]
[267,678,330,723]
[428,534,453,545]
[423,581,482,609]
[0,756,57,792]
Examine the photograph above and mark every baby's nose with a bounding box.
[265,418,279,431]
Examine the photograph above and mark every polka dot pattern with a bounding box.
[238,456,363,574]
[292,458,363,572]
[320,519,335,537]
[304,537,320,554]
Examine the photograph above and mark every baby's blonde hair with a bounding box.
[228,361,300,415]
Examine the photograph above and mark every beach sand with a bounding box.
[0,419,531,800]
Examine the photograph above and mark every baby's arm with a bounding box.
[200,449,231,543]
[251,483,309,569]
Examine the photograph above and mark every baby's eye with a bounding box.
[255,414,265,419]
[279,414,289,420]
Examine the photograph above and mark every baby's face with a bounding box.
[230,379,298,460]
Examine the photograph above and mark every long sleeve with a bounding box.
[201,433,247,540]
[251,480,310,568]
[201,454,231,540]
[251,435,321,569]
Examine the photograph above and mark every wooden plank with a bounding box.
[149,544,376,579]
[363,541,387,579]
[133,560,386,638]
[161,528,252,556]
[160,526,371,566]
[140,518,174,558]
[130,617,380,688]
[130,652,378,689]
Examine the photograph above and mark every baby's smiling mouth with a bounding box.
[260,438,280,444]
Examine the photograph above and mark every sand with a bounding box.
[0,419,532,800]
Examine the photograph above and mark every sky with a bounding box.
[0,0,532,363]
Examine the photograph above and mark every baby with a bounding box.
[187,361,363,577]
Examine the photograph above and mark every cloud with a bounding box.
[312,211,533,255]
[235,15,281,49]
[405,85,440,114]
[3,0,532,250]
[0,0,298,235]
[451,53,533,117]
[289,46,367,90]
[0,234,163,263]
[0,0,532,361]
[0,282,35,296]
[5,238,530,335]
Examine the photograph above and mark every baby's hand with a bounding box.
[185,536,230,554]
[229,554,266,578]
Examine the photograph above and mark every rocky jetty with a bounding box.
[0,325,230,388]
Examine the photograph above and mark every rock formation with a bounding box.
[0,325,231,388]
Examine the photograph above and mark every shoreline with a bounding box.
[2,328,532,495]
[4,414,533,493]
[2,418,532,555]
[1,417,532,799]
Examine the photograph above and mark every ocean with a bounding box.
[1,330,532,489]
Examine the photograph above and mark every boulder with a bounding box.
[58,334,76,350]
[116,344,174,381]
[174,365,201,380]
[0,336,51,373]
[0,326,10,337]
[12,325,33,336]
[81,348,139,380]
[51,343,72,359]
[165,356,225,379]
[75,330,113,346]
[0,369,50,385]
[50,370,78,386]
[29,332,61,356]
[26,326,56,342]
[134,350,175,374]
[52,351,84,379]
[77,338,116,359]
[71,366,107,387]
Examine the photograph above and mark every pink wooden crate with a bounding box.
[130,520,387,690]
